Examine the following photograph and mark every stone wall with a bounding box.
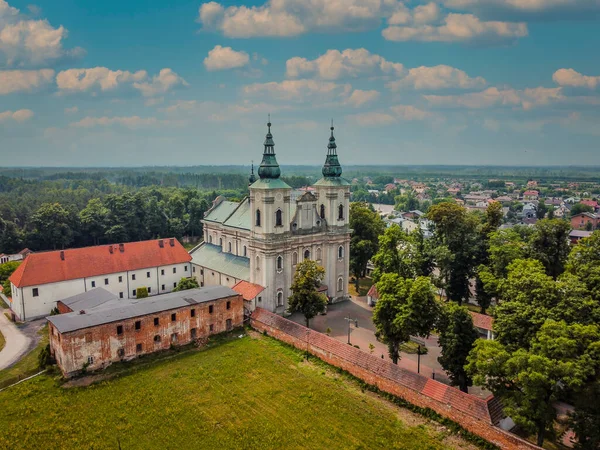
[251,308,539,450]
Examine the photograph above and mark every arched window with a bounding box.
[338,277,344,292]
[219,238,223,247]
[275,209,283,227]
[338,204,344,221]
[255,255,260,271]
[320,204,325,219]
[276,255,283,271]
[316,247,322,261]
[338,246,344,259]
[228,242,232,253]
[292,251,298,265]
[256,209,261,227]
[277,291,284,307]
[208,235,212,243]
[243,245,247,257]
[304,249,310,260]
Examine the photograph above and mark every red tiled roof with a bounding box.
[581,200,598,208]
[9,239,191,288]
[251,308,498,424]
[523,190,539,196]
[232,280,265,301]
[367,284,378,299]
[470,311,494,331]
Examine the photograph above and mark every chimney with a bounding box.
[109,246,114,254]
[159,240,164,248]
[169,238,175,247]
[119,243,124,253]
[60,251,65,261]
[79,310,85,315]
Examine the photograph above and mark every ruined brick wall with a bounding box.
[50,294,244,376]
[56,301,72,314]
[251,308,539,450]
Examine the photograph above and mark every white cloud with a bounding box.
[390,104,432,120]
[387,65,486,90]
[0,108,33,122]
[243,79,352,102]
[383,13,527,43]
[56,67,187,97]
[553,68,600,89]
[286,48,404,80]
[347,111,397,127]
[204,45,250,71]
[345,89,380,107]
[389,2,440,25]
[198,0,398,38]
[424,86,564,110]
[0,0,84,67]
[444,0,599,14]
[133,68,188,97]
[70,116,163,129]
[64,106,78,114]
[0,69,54,94]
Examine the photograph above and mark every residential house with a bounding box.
[0,248,32,264]
[470,312,495,340]
[569,230,593,245]
[523,190,539,201]
[571,212,599,230]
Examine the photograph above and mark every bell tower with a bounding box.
[313,121,351,302]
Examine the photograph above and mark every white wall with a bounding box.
[12,262,191,321]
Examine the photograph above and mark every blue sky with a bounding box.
[1,0,599,167]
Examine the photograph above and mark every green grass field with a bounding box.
[0,333,475,450]
[0,325,48,387]
[0,328,5,353]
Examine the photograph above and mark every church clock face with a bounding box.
[275,192,283,202]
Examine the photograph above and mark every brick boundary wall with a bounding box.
[251,308,540,450]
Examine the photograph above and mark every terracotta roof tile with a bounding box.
[9,239,191,288]
[470,312,494,331]
[232,280,265,301]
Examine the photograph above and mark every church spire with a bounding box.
[322,120,342,178]
[248,161,256,185]
[258,116,281,179]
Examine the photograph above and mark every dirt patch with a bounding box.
[62,373,114,388]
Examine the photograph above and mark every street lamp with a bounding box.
[409,336,426,374]
[344,317,359,345]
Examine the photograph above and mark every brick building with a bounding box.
[47,285,243,377]
[571,212,599,230]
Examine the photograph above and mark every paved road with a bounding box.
[0,309,31,370]
[289,295,491,398]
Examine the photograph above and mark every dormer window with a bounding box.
[256,209,261,227]
[275,209,282,227]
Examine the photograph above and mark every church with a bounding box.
[190,120,351,315]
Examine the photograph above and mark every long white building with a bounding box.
[8,238,192,321]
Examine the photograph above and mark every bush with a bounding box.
[38,344,54,369]
[136,287,149,298]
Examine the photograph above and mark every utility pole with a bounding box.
[344,317,358,345]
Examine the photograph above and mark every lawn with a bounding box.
[0,333,476,450]
[0,325,48,387]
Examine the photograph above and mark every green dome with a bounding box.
[322,125,343,178]
[258,121,281,179]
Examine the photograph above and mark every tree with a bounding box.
[79,198,109,245]
[173,277,200,292]
[349,202,384,287]
[0,261,20,283]
[136,287,149,298]
[536,201,548,219]
[487,226,532,278]
[287,260,328,328]
[467,320,600,447]
[529,218,571,279]
[427,202,479,304]
[567,231,600,299]
[570,382,600,450]
[373,273,439,364]
[0,218,23,254]
[437,303,479,392]
[29,203,74,250]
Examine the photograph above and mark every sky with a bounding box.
[0,0,599,167]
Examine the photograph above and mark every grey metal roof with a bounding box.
[190,243,250,281]
[223,198,250,231]
[249,178,292,190]
[204,201,240,223]
[47,285,238,334]
[60,288,119,311]
[570,230,593,238]
[313,177,351,187]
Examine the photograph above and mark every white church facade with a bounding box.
[190,121,351,315]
